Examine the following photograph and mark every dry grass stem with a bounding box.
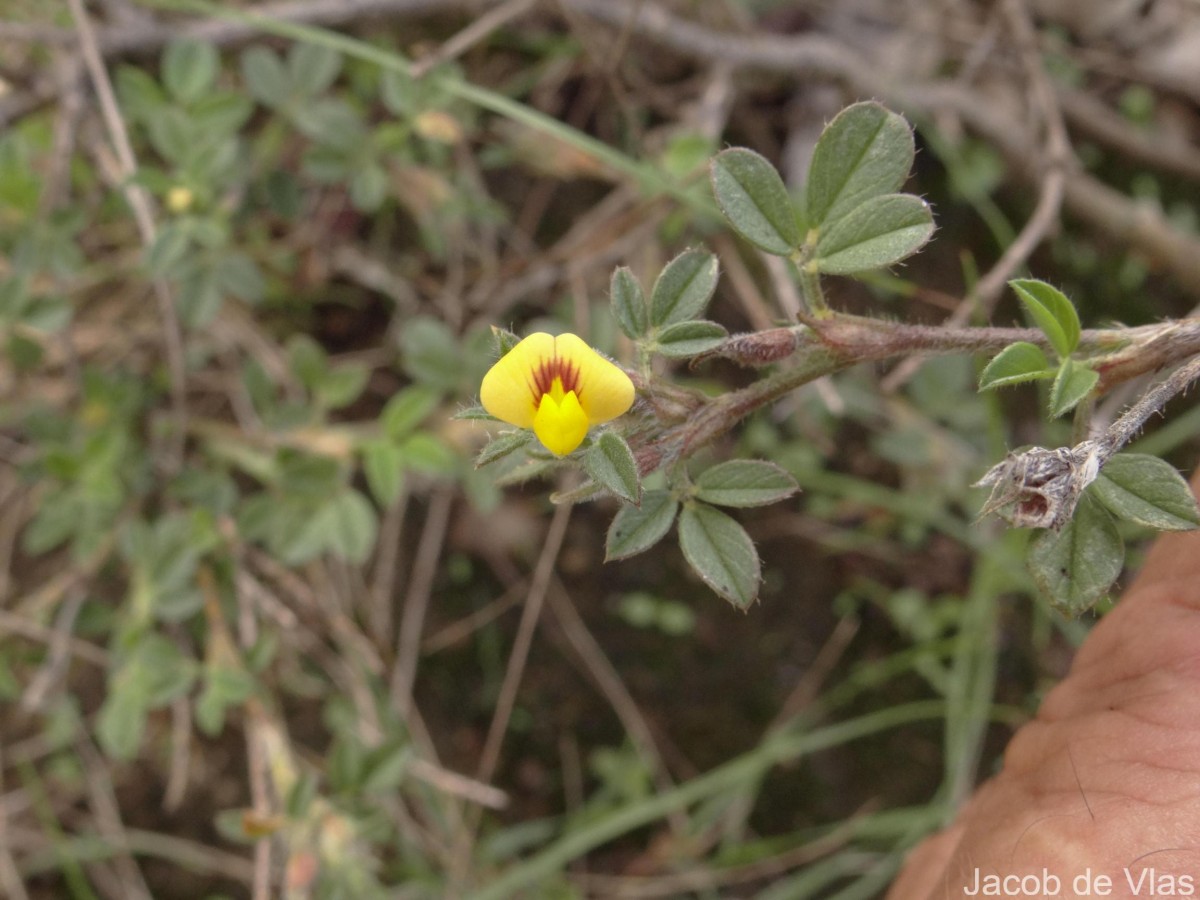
[389,486,455,717]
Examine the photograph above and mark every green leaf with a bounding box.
[710,148,801,255]
[135,513,213,597]
[1011,279,1080,359]
[277,450,340,498]
[693,460,799,508]
[97,683,149,760]
[550,479,605,505]
[191,92,255,138]
[474,430,534,468]
[23,295,71,333]
[139,634,198,705]
[662,131,714,178]
[145,222,191,276]
[806,101,915,229]
[649,249,719,328]
[7,333,42,370]
[606,491,679,560]
[654,320,727,358]
[195,666,256,736]
[275,505,330,565]
[177,267,223,327]
[240,45,291,107]
[329,736,366,792]
[285,773,319,819]
[288,43,342,96]
[453,404,496,421]
[319,489,378,564]
[362,439,406,506]
[382,386,440,441]
[380,68,419,116]
[979,341,1055,390]
[163,40,219,105]
[583,431,641,505]
[217,253,265,303]
[193,135,239,183]
[116,65,166,121]
[678,503,761,609]
[1049,358,1098,418]
[611,266,648,340]
[0,655,19,701]
[294,99,365,149]
[262,166,302,216]
[287,334,327,390]
[98,635,197,758]
[362,743,411,793]
[0,276,27,315]
[1091,453,1200,531]
[812,193,934,275]
[401,433,458,475]
[350,164,388,212]
[23,493,82,555]
[1028,492,1123,615]
[302,143,350,182]
[491,325,520,356]
[317,364,369,410]
[399,316,461,391]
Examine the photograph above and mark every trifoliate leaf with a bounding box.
[1011,279,1081,359]
[649,250,719,328]
[1091,453,1200,531]
[583,431,640,505]
[606,491,679,560]
[710,148,801,255]
[678,502,760,609]
[693,460,799,508]
[979,342,1055,390]
[1028,492,1122,616]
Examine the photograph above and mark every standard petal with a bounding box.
[555,333,635,424]
[479,332,555,428]
[534,390,589,456]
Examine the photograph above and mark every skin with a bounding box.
[888,470,1200,900]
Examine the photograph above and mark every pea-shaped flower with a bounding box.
[480,332,635,456]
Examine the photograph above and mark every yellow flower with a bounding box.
[480,332,634,456]
[165,186,194,213]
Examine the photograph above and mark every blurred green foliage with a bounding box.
[2,4,1198,899]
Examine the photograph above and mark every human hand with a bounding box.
[887,472,1200,899]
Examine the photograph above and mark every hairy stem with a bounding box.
[795,262,830,320]
[633,311,1200,476]
[1097,354,1200,461]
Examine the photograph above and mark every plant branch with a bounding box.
[1099,354,1200,460]
[632,313,1200,477]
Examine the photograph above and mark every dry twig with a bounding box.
[546,577,683,826]
[449,499,574,887]
[389,486,455,717]
[66,0,189,470]
[884,0,1070,391]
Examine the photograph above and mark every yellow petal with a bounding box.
[552,333,634,424]
[478,332,635,447]
[479,332,555,428]
[533,390,589,456]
